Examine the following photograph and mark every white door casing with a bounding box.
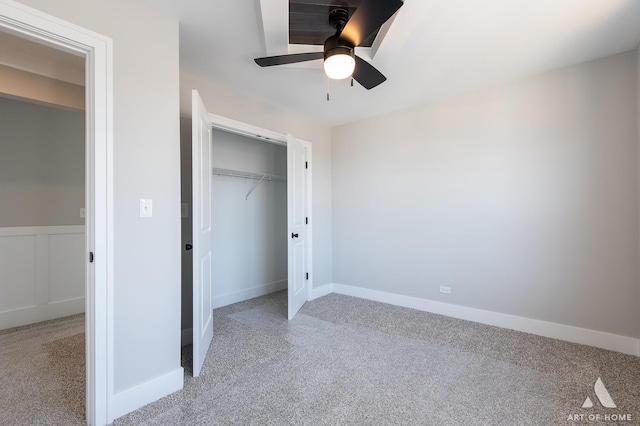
[0,0,114,425]
[192,90,214,377]
[0,2,114,425]
[287,134,307,320]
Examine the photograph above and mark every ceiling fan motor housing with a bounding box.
[325,8,354,60]
[324,33,354,62]
[329,8,349,32]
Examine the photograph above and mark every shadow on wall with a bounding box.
[180,117,193,339]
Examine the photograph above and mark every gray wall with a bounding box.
[0,97,84,227]
[17,0,182,394]
[332,50,640,338]
[211,130,287,298]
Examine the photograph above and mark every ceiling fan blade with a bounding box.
[254,52,324,67]
[340,0,403,47]
[353,55,386,90]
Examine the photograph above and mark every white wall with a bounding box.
[180,72,333,311]
[0,97,84,227]
[211,130,287,303]
[15,0,182,397]
[332,50,640,339]
[0,226,85,329]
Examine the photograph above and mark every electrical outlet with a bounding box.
[440,286,452,295]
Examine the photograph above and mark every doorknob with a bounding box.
[291,233,299,239]
[185,244,193,250]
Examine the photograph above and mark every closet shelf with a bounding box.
[211,167,286,182]
[212,167,286,200]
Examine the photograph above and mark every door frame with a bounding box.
[0,1,114,425]
[207,113,314,305]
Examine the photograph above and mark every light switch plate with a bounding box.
[140,199,153,218]
[80,208,86,218]
[181,203,189,218]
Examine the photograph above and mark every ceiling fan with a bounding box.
[254,0,404,90]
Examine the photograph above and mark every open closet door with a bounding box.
[287,134,307,320]
[192,90,214,377]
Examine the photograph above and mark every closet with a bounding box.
[210,129,288,306]
[187,91,311,376]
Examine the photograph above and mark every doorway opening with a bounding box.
[0,2,113,424]
[0,30,87,424]
[181,92,313,377]
[210,129,288,310]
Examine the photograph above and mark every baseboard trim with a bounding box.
[110,367,184,421]
[212,280,287,309]
[331,283,640,356]
[309,283,334,300]
[0,297,85,330]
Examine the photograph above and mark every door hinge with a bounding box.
[89,252,94,263]
[305,217,308,225]
[305,161,308,169]
[306,272,309,280]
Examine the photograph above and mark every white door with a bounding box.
[287,134,307,319]
[192,90,214,376]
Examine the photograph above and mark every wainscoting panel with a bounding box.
[0,234,36,312]
[0,226,85,329]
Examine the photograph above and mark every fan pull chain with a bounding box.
[326,76,330,101]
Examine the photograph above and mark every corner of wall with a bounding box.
[637,41,640,340]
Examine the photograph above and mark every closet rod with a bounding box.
[212,167,286,199]
[211,167,286,183]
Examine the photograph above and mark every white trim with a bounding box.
[0,225,86,329]
[331,283,640,356]
[309,283,334,301]
[212,280,288,309]
[0,298,84,327]
[110,368,184,421]
[0,225,85,236]
[209,113,286,145]
[0,2,114,425]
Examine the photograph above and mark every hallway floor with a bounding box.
[0,313,85,425]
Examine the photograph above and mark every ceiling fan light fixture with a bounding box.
[324,47,355,80]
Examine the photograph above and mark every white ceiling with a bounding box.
[147,0,640,126]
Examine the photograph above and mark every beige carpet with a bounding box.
[0,314,85,425]
[117,292,640,425]
[3,293,640,425]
